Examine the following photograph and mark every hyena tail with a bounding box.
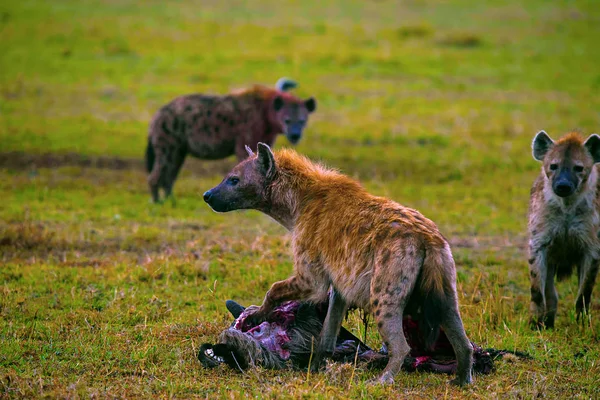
[145,139,155,173]
[418,244,455,350]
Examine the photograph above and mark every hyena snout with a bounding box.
[553,181,574,197]
[284,121,306,145]
[286,127,303,145]
[203,188,230,212]
[553,172,577,197]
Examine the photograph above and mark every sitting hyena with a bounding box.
[146,78,316,202]
[203,143,473,385]
[528,130,600,328]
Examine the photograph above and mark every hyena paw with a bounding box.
[308,351,330,373]
[529,317,552,330]
[450,374,472,387]
[576,308,591,326]
[575,301,588,318]
[368,372,394,385]
[308,359,324,373]
[529,318,543,330]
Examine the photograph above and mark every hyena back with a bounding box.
[146,78,316,203]
[528,130,600,328]
[203,143,473,385]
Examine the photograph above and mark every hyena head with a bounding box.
[271,96,316,145]
[532,130,600,198]
[203,143,276,212]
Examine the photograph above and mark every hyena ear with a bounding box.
[275,77,298,92]
[257,142,276,179]
[532,130,554,161]
[584,134,600,164]
[305,97,316,113]
[273,96,284,111]
[245,145,255,157]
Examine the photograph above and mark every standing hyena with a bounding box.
[528,130,600,328]
[146,78,316,203]
[203,143,473,385]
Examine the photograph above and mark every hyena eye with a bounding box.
[227,177,240,186]
[574,165,584,172]
[549,164,558,171]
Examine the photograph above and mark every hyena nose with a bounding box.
[288,133,301,144]
[203,190,213,203]
[554,182,574,197]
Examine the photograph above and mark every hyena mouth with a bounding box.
[287,134,301,145]
[205,200,231,213]
[203,190,233,212]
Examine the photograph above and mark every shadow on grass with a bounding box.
[0,151,236,176]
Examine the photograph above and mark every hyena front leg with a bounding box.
[576,256,599,321]
[254,257,329,319]
[543,263,558,329]
[529,247,549,328]
[252,274,315,320]
[148,147,166,203]
[310,288,348,372]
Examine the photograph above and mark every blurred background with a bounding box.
[1,0,599,397]
[2,0,600,232]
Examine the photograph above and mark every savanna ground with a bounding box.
[1,0,600,398]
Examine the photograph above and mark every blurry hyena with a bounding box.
[145,78,316,203]
[528,130,600,328]
[203,143,473,385]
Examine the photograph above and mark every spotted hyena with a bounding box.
[528,130,600,328]
[145,78,316,203]
[203,143,473,385]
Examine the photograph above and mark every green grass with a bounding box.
[1,0,600,398]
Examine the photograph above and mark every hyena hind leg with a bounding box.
[148,145,186,204]
[149,181,160,204]
[162,147,187,204]
[148,149,166,203]
[440,300,473,386]
[371,274,418,384]
[374,306,410,385]
[543,264,558,329]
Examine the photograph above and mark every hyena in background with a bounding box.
[528,130,600,328]
[146,78,316,202]
[203,143,473,385]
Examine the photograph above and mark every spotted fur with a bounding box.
[528,130,600,328]
[146,79,316,202]
[203,143,473,385]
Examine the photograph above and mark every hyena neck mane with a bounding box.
[263,149,366,230]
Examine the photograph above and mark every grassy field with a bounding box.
[1,0,600,398]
